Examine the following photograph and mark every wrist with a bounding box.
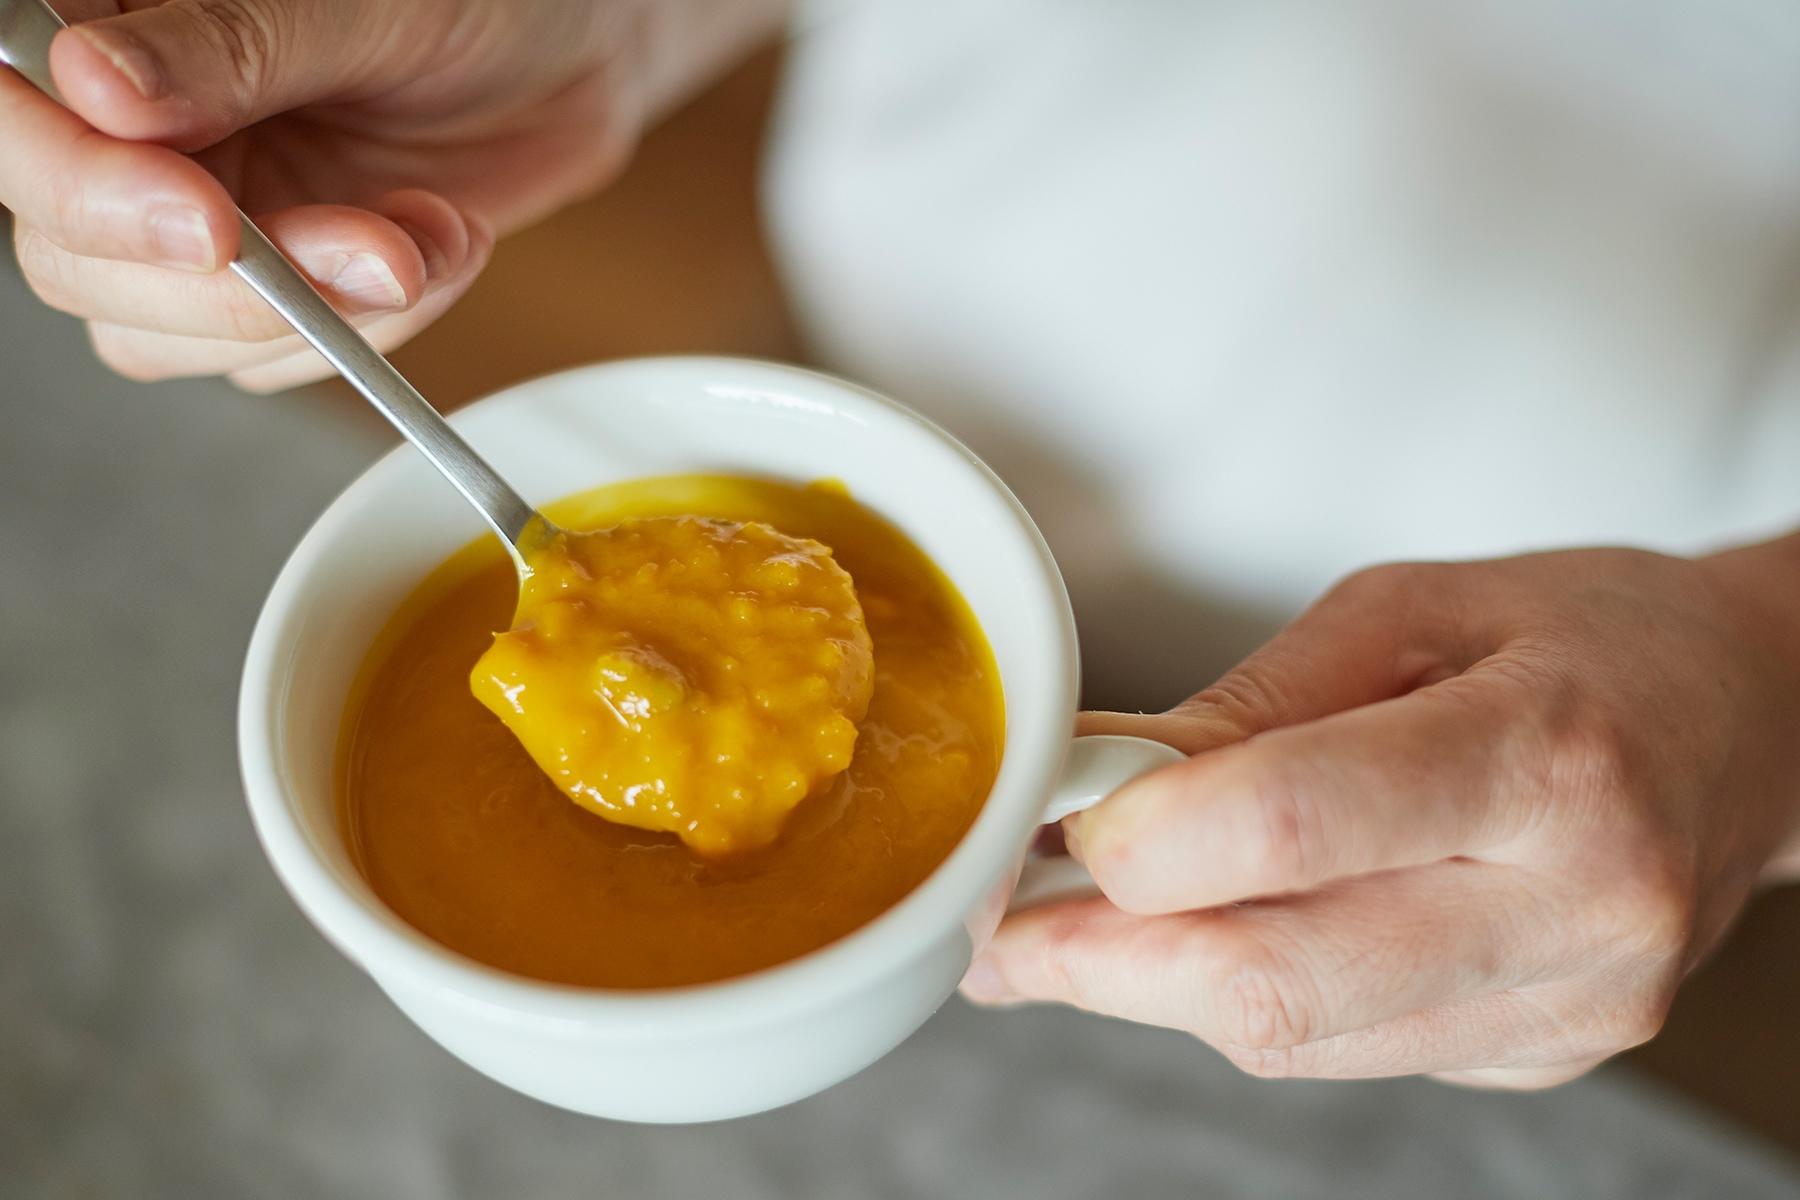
[1699,530,1800,883]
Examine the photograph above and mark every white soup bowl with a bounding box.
[238,357,1179,1122]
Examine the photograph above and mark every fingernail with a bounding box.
[394,219,448,280]
[329,253,408,311]
[148,205,217,272]
[74,26,167,101]
[960,955,1014,1004]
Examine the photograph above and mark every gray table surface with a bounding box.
[2,259,1796,1200]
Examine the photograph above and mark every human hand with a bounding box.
[963,540,1800,1087]
[4,0,650,390]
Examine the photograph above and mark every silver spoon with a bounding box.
[0,0,552,574]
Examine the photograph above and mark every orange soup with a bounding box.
[471,516,876,858]
[338,476,1004,988]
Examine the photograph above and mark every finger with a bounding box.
[1072,669,1545,914]
[228,214,494,392]
[85,210,490,385]
[87,313,334,381]
[50,0,383,152]
[0,68,235,270]
[89,287,434,384]
[1079,563,1481,757]
[225,287,475,391]
[20,191,472,339]
[1212,988,1625,1081]
[964,859,1561,1050]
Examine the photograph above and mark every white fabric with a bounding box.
[768,0,1800,705]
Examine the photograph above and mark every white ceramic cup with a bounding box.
[238,357,1182,1123]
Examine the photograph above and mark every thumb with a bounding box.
[1079,562,1472,757]
[49,0,382,151]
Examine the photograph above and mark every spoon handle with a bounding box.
[0,0,540,553]
[229,218,540,549]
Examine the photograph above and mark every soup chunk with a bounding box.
[471,517,874,858]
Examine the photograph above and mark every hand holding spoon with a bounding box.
[0,0,551,572]
[0,0,876,856]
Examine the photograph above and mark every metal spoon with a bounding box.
[0,0,551,573]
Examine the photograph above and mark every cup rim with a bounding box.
[237,355,1079,1035]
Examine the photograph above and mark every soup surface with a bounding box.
[339,476,1004,988]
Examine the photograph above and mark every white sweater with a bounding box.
[763,0,1800,705]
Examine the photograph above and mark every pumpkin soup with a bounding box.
[472,516,875,858]
[338,475,1004,988]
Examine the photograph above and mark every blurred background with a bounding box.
[3,31,1799,1200]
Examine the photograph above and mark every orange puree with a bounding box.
[472,518,874,857]
[338,476,1004,988]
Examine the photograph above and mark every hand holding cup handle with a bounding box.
[1010,735,1187,910]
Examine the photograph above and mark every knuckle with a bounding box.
[37,128,122,254]
[587,116,636,191]
[1504,657,1633,798]
[1513,684,1698,966]
[1570,988,1675,1058]
[1596,850,1697,963]
[215,285,282,342]
[1324,561,1432,607]
[48,167,89,249]
[1325,564,1394,605]
[1312,560,1458,649]
[14,227,77,314]
[1610,991,1673,1050]
[1211,935,1315,1051]
[1025,910,1101,1007]
[178,0,280,91]
[1174,670,1290,739]
[1548,709,1638,804]
[86,324,162,383]
[560,83,637,193]
[1218,1042,1303,1080]
[1631,854,1696,944]
[1498,671,1638,838]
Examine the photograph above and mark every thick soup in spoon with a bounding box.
[472,516,875,858]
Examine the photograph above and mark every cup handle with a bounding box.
[1008,734,1187,912]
